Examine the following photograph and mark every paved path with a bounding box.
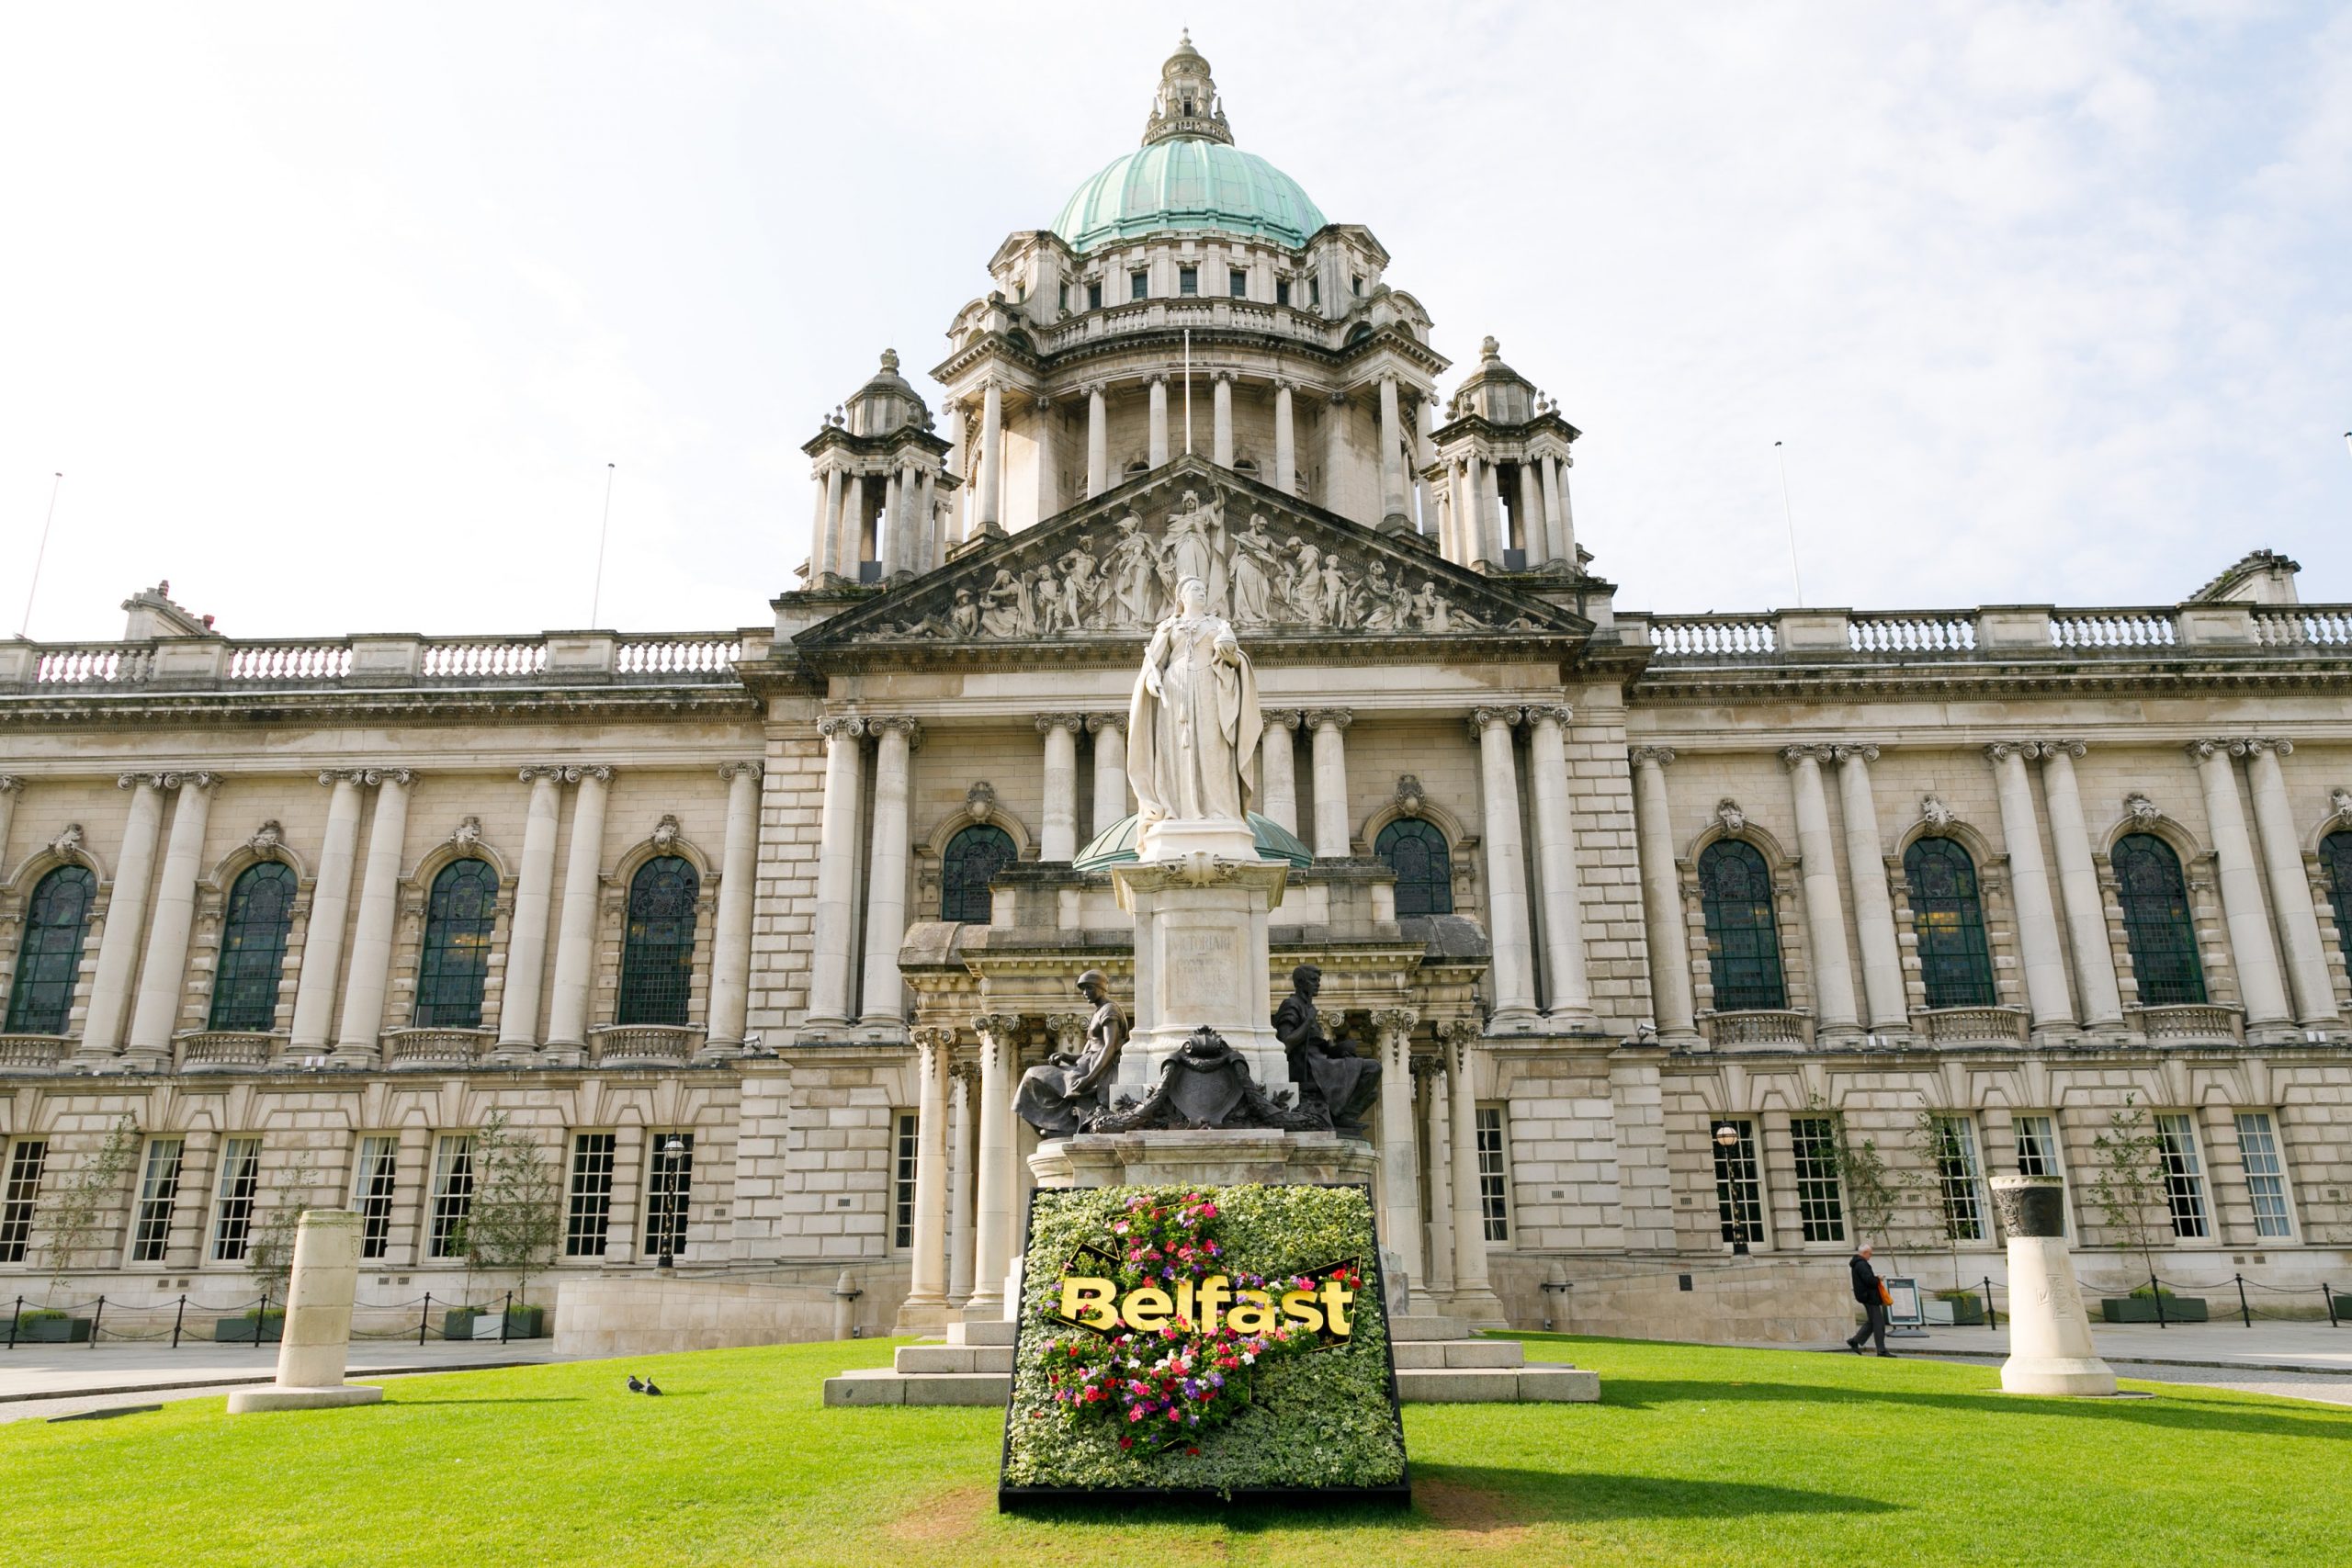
[0,1339,563,1424]
[1788,1320,2352,1408]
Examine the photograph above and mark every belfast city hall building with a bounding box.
[4,37,2349,1336]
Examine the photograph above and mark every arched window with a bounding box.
[2112,833,2205,1006]
[2320,831,2352,969]
[1903,839,1996,1009]
[617,856,699,1026]
[6,865,97,1034]
[209,862,296,1031]
[1375,818,1454,916]
[1698,839,1786,1011]
[941,825,1016,923]
[414,860,499,1029]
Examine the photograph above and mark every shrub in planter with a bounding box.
[13,1310,93,1344]
[442,1305,548,1340]
[214,1310,286,1343]
[2100,1291,2208,1324]
[1933,1289,1986,1326]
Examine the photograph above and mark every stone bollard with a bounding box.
[1991,1175,2118,1397]
[227,1210,385,1413]
[831,1270,862,1341]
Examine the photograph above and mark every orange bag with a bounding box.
[1877,1280,1892,1306]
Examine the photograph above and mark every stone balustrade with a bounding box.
[1913,1006,2030,1047]
[1700,1009,1813,1048]
[1632,602,2352,666]
[2128,1004,2245,1044]
[0,1035,71,1071]
[177,1031,281,1072]
[0,630,763,692]
[590,1024,702,1067]
[382,1027,496,1070]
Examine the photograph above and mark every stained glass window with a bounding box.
[1904,838,1996,1008]
[414,860,499,1028]
[616,857,699,1026]
[2112,834,2206,1006]
[2322,832,2352,969]
[941,825,1016,923]
[209,862,296,1031]
[1375,818,1454,916]
[1699,840,1786,1010]
[6,864,96,1034]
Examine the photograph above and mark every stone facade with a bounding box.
[2,41,2348,1335]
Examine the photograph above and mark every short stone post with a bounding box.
[227,1210,384,1412]
[831,1270,863,1341]
[1991,1175,2117,1397]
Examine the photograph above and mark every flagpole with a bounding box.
[17,472,62,639]
[1183,330,1193,456]
[1775,441,1804,608]
[589,463,616,626]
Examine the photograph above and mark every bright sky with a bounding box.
[4,3,2348,643]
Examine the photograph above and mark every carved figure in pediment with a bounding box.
[1412,581,1451,633]
[1033,564,1065,635]
[1161,490,1229,615]
[1058,541,1102,628]
[979,568,1032,637]
[1283,538,1326,625]
[1229,514,1281,625]
[948,589,979,638]
[1107,513,1161,627]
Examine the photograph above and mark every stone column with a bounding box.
[484,768,562,1057]
[965,1012,1022,1320]
[914,470,937,573]
[944,400,967,543]
[897,1026,955,1328]
[78,773,167,1060]
[1259,710,1301,836]
[1148,376,1170,468]
[814,468,842,580]
[1037,713,1082,860]
[1372,1007,1423,1285]
[2239,739,2339,1024]
[1087,714,1128,835]
[2189,739,2292,1031]
[1537,455,1566,567]
[1032,396,1058,523]
[1442,458,1467,563]
[287,770,368,1057]
[880,468,902,574]
[1551,457,1578,567]
[704,761,763,1055]
[1985,742,2075,1033]
[125,772,220,1066]
[1086,385,1108,497]
[1480,457,1506,567]
[1832,745,1907,1033]
[0,776,17,863]
[1414,397,1437,536]
[1629,748,1699,1043]
[1273,381,1296,493]
[1782,746,1861,1040]
[1443,1020,1506,1325]
[804,717,866,1031]
[1522,705,1593,1025]
[1324,392,1350,516]
[1211,372,1234,468]
[224,1210,381,1412]
[947,1063,978,1303]
[837,473,866,576]
[2030,741,2126,1031]
[331,769,413,1066]
[1308,708,1353,859]
[1419,1057,1455,1296]
[1475,707,1541,1028]
[858,720,920,1030]
[1515,462,1542,560]
[543,765,611,1053]
[1377,373,1409,530]
[977,380,1003,532]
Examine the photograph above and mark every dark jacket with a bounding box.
[1849,1253,1881,1305]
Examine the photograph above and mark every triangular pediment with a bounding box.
[792,456,1589,663]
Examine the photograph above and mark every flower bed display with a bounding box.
[999,1182,1407,1508]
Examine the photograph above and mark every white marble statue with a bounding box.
[1127,574,1262,825]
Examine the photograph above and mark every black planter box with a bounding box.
[443,1305,547,1340]
[2100,1295,2209,1324]
[13,1315,93,1344]
[215,1314,285,1343]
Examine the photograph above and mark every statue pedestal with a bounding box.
[1031,1129,1377,1191]
[1993,1174,2119,1397]
[1110,853,1292,1097]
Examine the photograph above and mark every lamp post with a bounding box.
[657,1135,685,1271]
[1713,1122,1750,1258]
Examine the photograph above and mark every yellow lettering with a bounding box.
[1318,1278,1353,1337]
[1123,1285,1173,1331]
[1278,1290,1324,1333]
[1226,1290,1275,1334]
[1195,1275,1229,1334]
[1060,1277,1119,1330]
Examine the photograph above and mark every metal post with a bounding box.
[171,1293,187,1349]
[1984,1275,1996,1332]
[89,1294,105,1348]
[501,1290,512,1345]
[2151,1269,2166,1329]
[2236,1272,2251,1328]
[7,1294,20,1349]
[2327,1283,2340,1329]
[419,1292,432,1347]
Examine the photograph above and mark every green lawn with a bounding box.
[5,1334,2346,1566]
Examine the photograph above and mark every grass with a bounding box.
[5,1333,2347,1566]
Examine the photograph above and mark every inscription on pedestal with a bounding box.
[1167,928,1241,1016]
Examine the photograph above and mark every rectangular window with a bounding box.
[130,1136,185,1264]
[2154,1113,2209,1239]
[564,1133,617,1258]
[210,1138,263,1263]
[1710,1119,1765,1246]
[2233,1111,2293,1239]
[1351,273,1363,295]
[1228,268,1247,299]
[892,1111,919,1250]
[1086,280,1102,310]
[1130,271,1148,301]
[1057,282,1068,311]
[1473,1106,1510,1242]
[1275,277,1291,307]
[1930,1116,1987,1243]
[1178,265,1198,296]
[429,1134,475,1259]
[643,1132,695,1260]
[1309,276,1320,306]
[351,1136,398,1261]
[1789,1118,1846,1244]
[0,1140,47,1264]
[2012,1113,2069,1236]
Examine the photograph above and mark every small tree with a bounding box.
[1816,1096,1908,1266]
[1908,1110,1981,1293]
[464,1111,561,1308]
[246,1144,323,1306]
[44,1114,141,1298]
[2089,1093,2172,1288]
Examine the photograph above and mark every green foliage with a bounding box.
[1810,1096,1911,1261]
[1906,1111,1980,1290]
[245,1145,322,1301]
[463,1111,562,1306]
[1003,1183,1404,1495]
[2089,1093,2170,1277]
[17,1309,67,1324]
[44,1114,140,1292]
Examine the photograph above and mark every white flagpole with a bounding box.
[17,472,62,638]
[1183,330,1193,456]
[1775,440,1804,608]
[589,462,616,625]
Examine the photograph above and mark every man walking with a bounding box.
[1846,1243,1894,1357]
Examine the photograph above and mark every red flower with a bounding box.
[1120,1436,1135,1450]
[1186,1447,1201,1456]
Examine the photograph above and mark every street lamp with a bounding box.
[1713,1122,1750,1258]
[657,1135,685,1270]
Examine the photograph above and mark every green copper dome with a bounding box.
[1052,139,1327,255]
[1073,812,1313,872]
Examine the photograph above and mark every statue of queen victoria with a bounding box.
[1127,573,1263,832]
